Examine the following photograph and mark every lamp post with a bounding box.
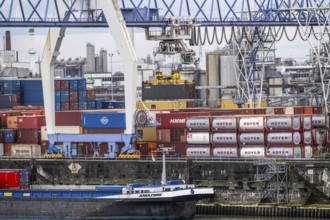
[109,53,114,100]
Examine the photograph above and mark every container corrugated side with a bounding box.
[10,144,41,157]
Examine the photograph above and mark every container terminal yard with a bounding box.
[0,0,330,219]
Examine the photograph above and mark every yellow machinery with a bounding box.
[146,71,193,84]
[118,152,141,159]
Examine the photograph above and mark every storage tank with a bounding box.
[239,117,264,131]
[240,146,265,158]
[268,146,294,158]
[303,130,312,145]
[186,117,210,131]
[294,146,302,158]
[212,133,237,145]
[239,133,264,145]
[266,116,301,131]
[186,132,210,144]
[206,53,220,108]
[267,132,301,145]
[212,117,237,131]
[213,147,238,157]
[303,116,311,130]
[312,115,328,128]
[186,146,210,157]
[304,146,313,158]
[312,129,328,145]
[86,43,95,73]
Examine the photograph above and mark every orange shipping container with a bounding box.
[7,116,17,129]
[157,129,171,142]
[304,106,313,114]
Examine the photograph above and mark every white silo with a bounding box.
[86,42,95,73]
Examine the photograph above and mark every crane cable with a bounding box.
[192,25,328,45]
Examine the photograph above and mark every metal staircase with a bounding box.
[254,159,288,204]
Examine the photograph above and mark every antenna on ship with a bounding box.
[152,147,174,185]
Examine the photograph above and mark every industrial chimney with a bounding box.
[5,30,11,51]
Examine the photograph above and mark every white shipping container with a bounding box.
[239,133,264,145]
[292,117,301,130]
[303,116,311,130]
[212,117,237,130]
[186,147,210,157]
[285,107,294,115]
[239,117,264,130]
[303,131,312,145]
[186,117,210,130]
[186,132,210,144]
[213,147,238,157]
[0,143,3,156]
[267,132,301,145]
[312,115,328,128]
[212,133,237,145]
[240,146,265,158]
[268,147,293,158]
[304,146,313,159]
[41,126,81,141]
[11,144,41,157]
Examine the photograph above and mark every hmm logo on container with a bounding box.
[100,116,109,125]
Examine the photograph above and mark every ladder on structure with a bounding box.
[254,159,288,204]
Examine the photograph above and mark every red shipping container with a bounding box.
[61,102,70,111]
[17,116,46,129]
[4,143,12,156]
[87,90,96,101]
[0,171,20,188]
[55,111,82,126]
[69,91,78,102]
[156,112,211,129]
[294,106,304,114]
[60,80,70,90]
[304,106,313,114]
[10,94,18,107]
[255,108,266,115]
[274,107,284,114]
[313,106,322,114]
[20,110,43,116]
[0,111,10,127]
[40,141,49,155]
[54,80,61,90]
[0,130,3,143]
[17,129,40,144]
[69,102,79,110]
[10,110,21,116]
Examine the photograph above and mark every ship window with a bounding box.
[135,190,140,193]
[165,188,171,192]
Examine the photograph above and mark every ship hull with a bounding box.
[0,196,198,219]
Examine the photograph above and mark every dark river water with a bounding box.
[194,216,316,220]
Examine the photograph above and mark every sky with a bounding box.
[0,27,321,72]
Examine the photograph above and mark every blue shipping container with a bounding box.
[78,91,87,101]
[55,102,61,111]
[0,94,14,109]
[82,112,126,129]
[21,80,42,91]
[0,82,4,94]
[2,80,21,91]
[60,91,70,102]
[69,80,78,91]
[102,101,125,109]
[78,101,87,110]
[55,91,61,102]
[23,90,43,102]
[77,78,87,90]
[4,129,15,143]
[95,100,103,109]
[87,101,96,109]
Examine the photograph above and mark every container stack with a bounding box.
[78,78,87,110]
[0,94,17,109]
[0,79,21,105]
[265,115,302,158]
[186,117,211,158]
[211,116,238,158]
[238,116,266,158]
